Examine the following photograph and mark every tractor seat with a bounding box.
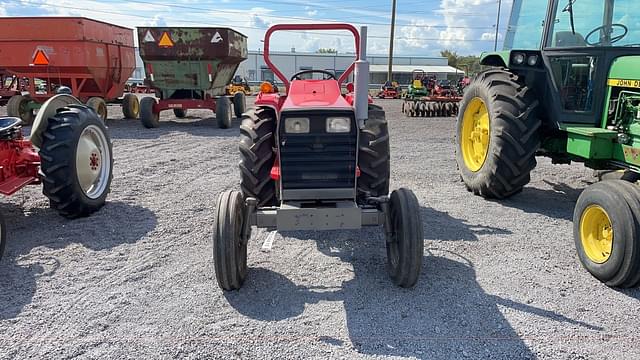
[555,31,587,47]
[0,117,23,140]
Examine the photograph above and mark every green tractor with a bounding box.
[405,70,429,99]
[456,0,640,287]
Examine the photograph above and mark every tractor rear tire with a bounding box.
[216,96,232,129]
[40,105,113,218]
[213,190,248,290]
[7,95,35,125]
[358,104,390,201]
[239,107,277,207]
[86,97,108,122]
[573,180,640,287]
[121,93,139,119]
[456,68,541,199]
[140,97,160,128]
[173,108,187,118]
[233,92,246,118]
[386,188,423,288]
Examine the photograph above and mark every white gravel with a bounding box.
[0,98,638,359]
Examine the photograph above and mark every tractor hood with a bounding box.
[608,56,640,82]
[281,79,352,111]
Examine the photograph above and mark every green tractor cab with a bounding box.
[456,0,640,287]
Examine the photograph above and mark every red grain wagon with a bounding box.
[0,17,139,123]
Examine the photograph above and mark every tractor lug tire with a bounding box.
[386,188,424,287]
[455,68,541,199]
[239,107,277,207]
[140,97,160,128]
[213,190,248,290]
[40,105,113,218]
[358,104,390,202]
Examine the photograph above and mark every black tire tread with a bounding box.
[456,68,541,199]
[358,104,390,200]
[387,188,423,287]
[239,107,276,207]
[213,190,248,290]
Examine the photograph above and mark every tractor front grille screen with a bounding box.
[279,113,357,190]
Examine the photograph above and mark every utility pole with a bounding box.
[387,0,397,82]
[494,0,502,51]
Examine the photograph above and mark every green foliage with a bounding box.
[440,49,482,76]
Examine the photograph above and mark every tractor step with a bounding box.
[563,126,618,159]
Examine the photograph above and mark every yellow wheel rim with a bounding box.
[132,97,139,115]
[461,97,490,172]
[580,205,614,264]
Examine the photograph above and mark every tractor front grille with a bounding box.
[279,111,357,197]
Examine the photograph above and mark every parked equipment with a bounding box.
[137,27,248,128]
[226,75,252,96]
[212,24,424,291]
[402,71,462,117]
[376,80,401,99]
[0,94,113,259]
[0,17,139,123]
[456,0,640,287]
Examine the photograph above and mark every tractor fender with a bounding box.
[480,51,511,67]
[30,94,82,149]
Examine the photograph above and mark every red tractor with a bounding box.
[0,94,113,259]
[376,80,401,99]
[212,24,424,290]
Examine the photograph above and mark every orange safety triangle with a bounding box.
[158,32,174,47]
[33,50,49,65]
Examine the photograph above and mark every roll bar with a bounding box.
[263,23,361,90]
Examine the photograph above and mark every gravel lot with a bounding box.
[0,97,638,359]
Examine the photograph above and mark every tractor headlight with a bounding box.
[284,117,310,133]
[527,55,539,66]
[326,117,351,133]
[512,53,526,65]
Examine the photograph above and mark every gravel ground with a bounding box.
[0,97,638,359]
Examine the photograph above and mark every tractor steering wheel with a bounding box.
[585,24,628,46]
[290,70,336,81]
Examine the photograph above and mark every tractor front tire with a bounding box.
[7,95,35,125]
[213,190,248,290]
[40,105,113,218]
[122,93,139,119]
[386,188,424,288]
[574,180,640,288]
[233,92,246,118]
[86,97,108,122]
[358,104,390,201]
[239,107,276,207]
[173,108,187,118]
[216,96,232,129]
[140,97,160,128]
[455,69,541,199]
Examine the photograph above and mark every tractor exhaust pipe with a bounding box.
[354,26,369,127]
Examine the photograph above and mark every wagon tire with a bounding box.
[173,108,187,118]
[40,105,113,219]
[233,92,246,118]
[140,97,160,128]
[213,190,248,290]
[86,97,108,122]
[216,96,232,128]
[386,188,424,287]
[121,93,139,119]
[7,95,35,125]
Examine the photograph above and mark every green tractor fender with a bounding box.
[480,51,512,67]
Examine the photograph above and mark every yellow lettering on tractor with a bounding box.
[607,78,640,89]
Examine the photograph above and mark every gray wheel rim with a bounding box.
[75,124,111,199]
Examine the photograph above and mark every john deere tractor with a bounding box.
[456,0,640,287]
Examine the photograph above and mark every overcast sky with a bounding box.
[0,0,513,56]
